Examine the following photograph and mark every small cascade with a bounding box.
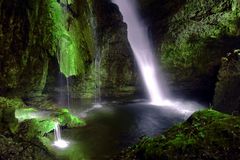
[79,53,103,118]
[53,122,69,148]
[66,77,71,109]
[57,44,71,109]
[93,50,102,108]
[90,12,102,108]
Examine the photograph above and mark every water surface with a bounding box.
[52,100,191,160]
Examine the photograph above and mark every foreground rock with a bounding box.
[120,109,240,160]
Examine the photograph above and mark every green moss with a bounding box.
[0,97,27,133]
[47,0,82,77]
[123,109,240,160]
[15,108,38,122]
[46,0,94,78]
[18,119,56,139]
[53,108,86,128]
[161,0,240,69]
[0,97,26,109]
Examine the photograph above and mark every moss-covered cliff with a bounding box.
[0,0,137,99]
[0,0,95,98]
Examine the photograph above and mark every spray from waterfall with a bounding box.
[94,50,103,108]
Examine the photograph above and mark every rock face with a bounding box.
[93,0,137,97]
[214,51,240,114]
[137,0,240,102]
[0,135,56,160]
[0,0,50,98]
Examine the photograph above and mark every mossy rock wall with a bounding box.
[43,0,96,98]
[0,0,96,98]
[92,0,138,98]
[0,0,138,99]
[0,0,51,98]
[137,0,240,101]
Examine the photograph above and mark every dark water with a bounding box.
[52,99,190,160]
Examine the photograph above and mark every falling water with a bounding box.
[53,122,69,148]
[90,12,102,108]
[66,77,71,109]
[112,0,166,105]
[57,47,71,109]
[94,50,102,108]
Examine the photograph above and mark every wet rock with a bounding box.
[52,108,86,128]
[18,119,55,140]
[0,97,24,133]
[93,0,138,97]
[214,50,240,114]
[0,0,50,98]
[0,135,56,160]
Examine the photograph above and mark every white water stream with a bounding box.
[53,122,69,148]
[112,0,166,105]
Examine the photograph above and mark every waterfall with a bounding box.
[93,50,103,108]
[112,0,167,105]
[53,122,69,148]
[57,45,71,109]
[90,11,102,108]
[66,77,71,109]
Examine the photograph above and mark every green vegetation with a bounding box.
[122,109,240,160]
[48,0,84,77]
[52,108,86,128]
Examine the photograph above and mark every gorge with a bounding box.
[0,0,240,159]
